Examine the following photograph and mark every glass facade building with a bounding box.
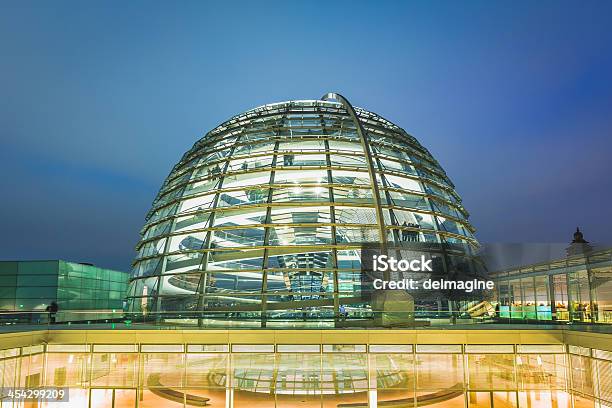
[0,260,128,322]
[1,97,611,408]
[127,93,478,324]
[0,328,610,408]
[491,248,612,323]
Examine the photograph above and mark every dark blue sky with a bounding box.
[1,1,611,271]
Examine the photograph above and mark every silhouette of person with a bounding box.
[401,221,409,241]
[46,301,59,324]
[339,305,348,321]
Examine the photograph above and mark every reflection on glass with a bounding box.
[127,99,479,324]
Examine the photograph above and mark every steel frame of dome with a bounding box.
[127,93,478,326]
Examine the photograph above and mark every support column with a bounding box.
[549,274,557,320]
[368,352,377,408]
[226,347,233,408]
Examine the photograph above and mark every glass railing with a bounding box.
[1,309,611,332]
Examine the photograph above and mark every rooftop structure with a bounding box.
[126,94,479,326]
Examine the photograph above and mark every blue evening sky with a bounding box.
[1,1,611,270]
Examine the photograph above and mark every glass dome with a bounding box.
[126,93,478,326]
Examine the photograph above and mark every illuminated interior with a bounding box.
[0,328,610,408]
[126,94,479,325]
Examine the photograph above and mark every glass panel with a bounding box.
[207,253,264,271]
[233,140,276,156]
[372,353,414,392]
[384,209,435,230]
[417,354,463,390]
[272,186,330,202]
[187,344,229,353]
[91,353,138,387]
[137,237,167,258]
[465,345,514,354]
[277,345,320,353]
[321,354,368,391]
[592,266,612,323]
[333,186,374,204]
[44,353,89,386]
[19,353,44,388]
[382,174,423,192]
[517,391,571,408]
[521,277,537,319]
[168,231,207,252]
[0,357,19,390]
[416,345,462,353]
[290,153,327,166]
[217,188,269,207]
[173,213,211,233]
[327,140,362,153]
[142,352,185,387]
[264,269,331,298]
[268,226,333,246]
[468,392,491,408]
[232,353,276,394]
[211,227,265,247]
[46,345,90,353]
[178,193,216,214]
[418,390,464,408]
[275,353,321,402]
[274,169,328,184]
[213,208,266,227]
[139,388,184,408]
[387,190,429,210]
[335,207,378,225]
[573,394,596,408]
[205,271,263,293]
[378,157,416,175]
[223,171,270,189]
[570,354,594,396]
[232,345,274,353]
[369,345,412,353]
[278,140,326,152]
[535,275,552,320]
[335,227,379,243]
[517,345,565,354]
[93,345,138,353]
[185,353,228,387]
[330,154,367,168]
[227,154,274,172]
[323,345,367,353]
[467,354,516,389]
[144,222,173,244]
[430,198,465,220]
[333,170,371,186]
[596,359,612,403]
[90,388,113,408]
[436,216,465,236]
[516,354,567,390]
[552,274,569,321]
[183,388,225,408]
[114,389,137,408]
[270,206,331,224]
[134,257,162,277]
